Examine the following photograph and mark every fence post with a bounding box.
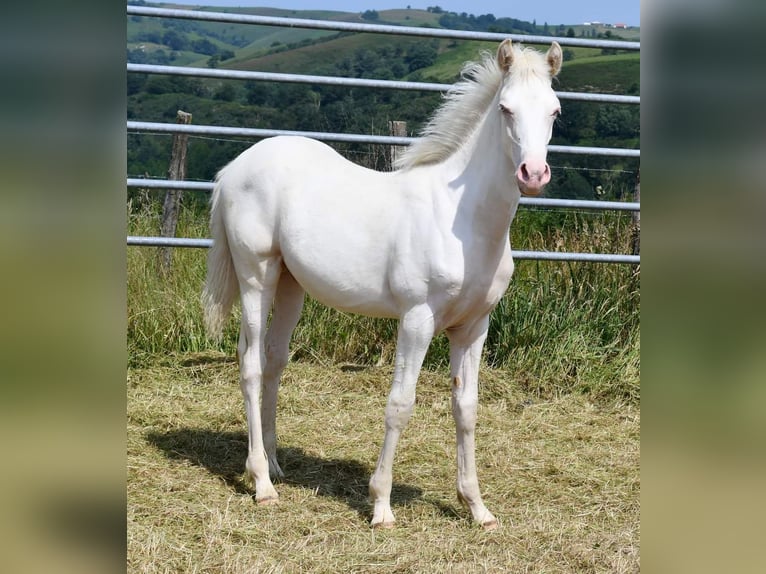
[631,168,640,256]
[159,110,192,272]
[388,120,407,170]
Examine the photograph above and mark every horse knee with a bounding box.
[452,395,478,433]
[385,395,415,430]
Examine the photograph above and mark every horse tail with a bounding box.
[202,173,239,342]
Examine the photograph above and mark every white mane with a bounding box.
[395,44,551,170]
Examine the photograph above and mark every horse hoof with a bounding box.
[257,496,279,506]
[372,521,395,530]
[482,519,498,531]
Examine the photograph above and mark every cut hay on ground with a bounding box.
[128,353,639,573]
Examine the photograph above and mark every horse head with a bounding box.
[496,39,562,197]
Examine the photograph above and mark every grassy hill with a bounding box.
[229,33,427,74]
[129,3,639,76]
[559,53,640,94]
[128,3,361,66]
[229,33,640,96]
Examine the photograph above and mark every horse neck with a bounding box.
[442,93,520,236]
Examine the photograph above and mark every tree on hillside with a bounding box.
[362,10,379,21]
[162,30,189,51]
[191,38,219,56]
[596,107,639,139]
[405,43,438,72]
[214,83,237,102]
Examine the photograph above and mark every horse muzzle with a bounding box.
[516,160,551,197]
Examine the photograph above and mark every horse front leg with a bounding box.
[447,314,498,530]
[369,305,435,528]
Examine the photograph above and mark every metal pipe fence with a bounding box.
[127,63,640,105]
[127,178,640,212]
[127,5,640,50]
[126,236,640,265]
[127,121,640,158]
[127,6,640,264]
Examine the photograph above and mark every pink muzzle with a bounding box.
[515,160,551,197]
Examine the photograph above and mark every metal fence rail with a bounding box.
[127,178,640,212]
[127,5,640,51]
[127,63,640,105]
[126,236,640,264]
[127,121,640,158]
[127,6,640,264]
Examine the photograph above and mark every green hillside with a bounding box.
[128,3,363,66]
[558,53,640,94]
[230,33,434,75]
[375,9,442,26]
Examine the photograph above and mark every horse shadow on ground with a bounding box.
[179,353,235,367]
[146,428,463,523]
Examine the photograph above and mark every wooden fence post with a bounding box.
[388,120,407,171]
[159,110,192,272]
[631,168,640,256]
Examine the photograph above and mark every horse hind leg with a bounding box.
[261,269,305,480]
[237,257,283,504]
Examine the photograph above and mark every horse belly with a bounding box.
[277,177,401,318]
[283,245,398,318]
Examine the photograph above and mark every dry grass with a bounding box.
[128,353,639,573]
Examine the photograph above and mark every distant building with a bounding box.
[614,23,628,29]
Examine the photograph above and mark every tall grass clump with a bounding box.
[487,208,640,401]
[127,194,214,366]
[128,195,639,402]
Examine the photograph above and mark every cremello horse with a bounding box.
[203,40,562,529]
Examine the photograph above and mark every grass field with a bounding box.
[128,356,639,572]
[127,194,639,570]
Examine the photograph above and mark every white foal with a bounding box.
[202,39,562,529]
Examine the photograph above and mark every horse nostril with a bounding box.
[519,163,529,181]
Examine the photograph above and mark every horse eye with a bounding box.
[499,104,513,116]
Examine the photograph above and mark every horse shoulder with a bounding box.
[485,243,515,306]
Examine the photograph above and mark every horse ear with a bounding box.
[547,42,563,77]
[497,39,514,72]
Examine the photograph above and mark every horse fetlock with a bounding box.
[457,487,497,529]
[246,452,274,487]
